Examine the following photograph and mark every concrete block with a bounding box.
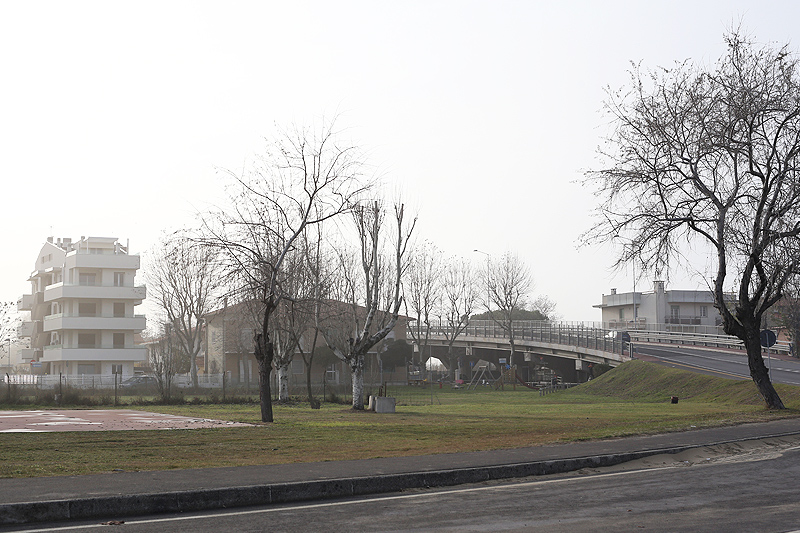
[374,397,396,413]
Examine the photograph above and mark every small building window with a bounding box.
[113,333,125,349]
[78,303,97,317]
[700,306,708,318]
[113,303,126,317]
[79,273,96,286]
[78,364,96,374]
[78,333,96,348]
[671,305,680,318]
[113,272,125,287]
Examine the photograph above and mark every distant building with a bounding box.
[17,236,147,376]
[202,299,410,387]
[595,280,725,330]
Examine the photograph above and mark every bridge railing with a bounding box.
[421,321,633,357]
[415,320,792,357]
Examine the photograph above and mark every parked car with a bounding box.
[119,376,158,388]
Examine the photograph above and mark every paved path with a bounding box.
[0,410,252,432]
[1,417,799,526]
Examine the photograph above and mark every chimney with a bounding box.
[654,281,665,293]
[611,288,617,295]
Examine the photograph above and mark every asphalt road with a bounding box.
[11,437,800,533]
[634,344,800,385]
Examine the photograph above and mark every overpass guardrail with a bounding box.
[414,320,792,357]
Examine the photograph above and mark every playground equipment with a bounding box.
[467,360,537,391]
[466,359,496,390]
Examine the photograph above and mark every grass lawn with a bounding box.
[2,360,799,478]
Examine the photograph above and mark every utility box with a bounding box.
[374,397,396,413]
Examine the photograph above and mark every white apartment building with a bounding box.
[17,236,147,376]
[595,280,725,331]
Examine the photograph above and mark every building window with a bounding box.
[113,333,125,349]
[78,364,96,375]
[113,272,125,287]
[671,305,680,318]
[619,308,625,320]
[113,303,126,318]
[78,302,97,317]
[79,273,96,286]
[700,306,708,318]
[240,329,253,351]
[78,333,96,348]
[111,364,123,375]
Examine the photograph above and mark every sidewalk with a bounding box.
[1,417,799,525]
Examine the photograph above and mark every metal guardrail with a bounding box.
[414,320,793,357]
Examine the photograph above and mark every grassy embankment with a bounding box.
[2,360,800,478]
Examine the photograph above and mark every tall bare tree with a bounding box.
[0,301,21,369]
[773,281,800,358]
[144,323,187,402]
[482,252,533,367]
[438,257,477,380]
[321,201,416,410]
[146,233,222,389]
[297,225,331,409]
[584,31,800,408]
[404,241,442,371]
[202,121,370,422]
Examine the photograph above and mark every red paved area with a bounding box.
[0,410,253,432]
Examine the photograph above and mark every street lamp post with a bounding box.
[473,249,490,318]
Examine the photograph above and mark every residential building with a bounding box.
[202,300,410,388]
[17,236,147,376]
[595,280,725,331]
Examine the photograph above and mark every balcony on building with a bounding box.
[43,314,147,332]
[41,346,147,363]
[665,315,703,325]
[17,294,33,311]
[17,321,36,338]
[43,283,146,303]
[65,249,141,270]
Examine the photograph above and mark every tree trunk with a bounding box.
[277,363,290,401]
[744,329,785,409]
[190,357,199,389]
[447,345,457,381]
[305,364,319,409]
[258,357,274,422]
[350,353,365,410]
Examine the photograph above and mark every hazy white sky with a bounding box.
[2,1,798,320]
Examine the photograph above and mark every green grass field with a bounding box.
[2,360,799,478]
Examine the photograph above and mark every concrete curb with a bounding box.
[3,429,800,526]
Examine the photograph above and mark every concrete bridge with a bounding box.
[411,321,632,383]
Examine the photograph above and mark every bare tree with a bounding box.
[482,252,533,367]
[532,295,559,321]
[773,281,800,358]
[438,257,477,380]
[144,323,186,402]
[404,241,442,371]
[297,225,331,409]
[321,201,416,410]
[146,233,222,389]
[202,121,370,422]
[0,301,21,369]
[584,31,800,408]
